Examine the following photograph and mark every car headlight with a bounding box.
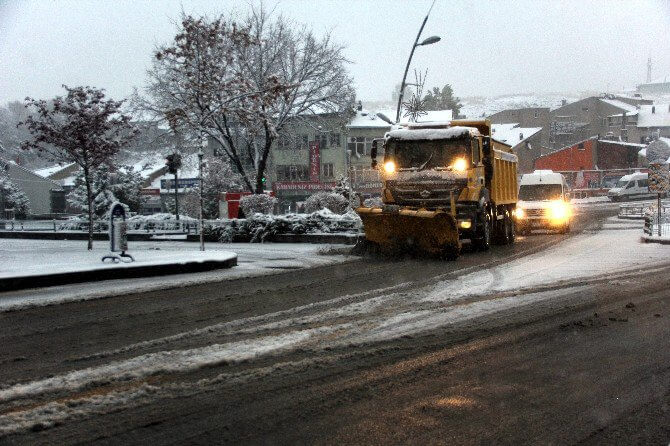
[515,207,525,219]
[383,160,396,174]
[451,158,468,172]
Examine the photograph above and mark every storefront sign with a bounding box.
[273,182,336,191]
[309,141,320,182]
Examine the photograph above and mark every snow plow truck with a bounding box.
[356,119,518,259]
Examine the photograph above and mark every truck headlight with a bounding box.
[451,158,467,172]
[383,160,396,174]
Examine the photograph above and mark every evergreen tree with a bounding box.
[423,84,462,118]
[0,173,30,218]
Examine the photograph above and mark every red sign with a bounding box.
[309,141,320,182]
[273,182,336,191]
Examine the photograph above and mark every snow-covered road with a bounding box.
[1,210,669,440]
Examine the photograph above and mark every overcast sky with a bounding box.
[1,0,669,104]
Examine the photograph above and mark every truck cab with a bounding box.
[515,170,572,234]
[607,172,652,202]
[356,119,518,257]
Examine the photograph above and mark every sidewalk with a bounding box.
[0,241,237,292]
[0,239,353,296]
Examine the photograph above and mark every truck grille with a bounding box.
[388,180,467,206]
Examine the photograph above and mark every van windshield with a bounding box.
[518,184,563,201]
[615,179,629,188]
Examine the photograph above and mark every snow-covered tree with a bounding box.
[304,191,349,215]
[67,165,145,217]
[139,7,355,194]
[240,193,276,216]
[182,157,245,219]
[0,173,30,218]
[20,86,137,249]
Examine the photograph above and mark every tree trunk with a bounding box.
[254,133,274,194]
[85,174,94,251]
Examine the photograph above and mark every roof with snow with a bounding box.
[347,109,453,129]
[599,98,640,114]
[33,163,76,178]
[490,123,542,147]
[637,104,670,128]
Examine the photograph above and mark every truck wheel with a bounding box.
[473,210,491,251]
[506,215,515,243]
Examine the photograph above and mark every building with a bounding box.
[548,95,652,150]
[488,107,550,149]
[3,158,64,216]
[269,114,348,213]
[490,123,543,174]
[637,76,670,95]
[534,137,646,189]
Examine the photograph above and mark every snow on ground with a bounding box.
[0,240,352,311]
[0,239,235,279]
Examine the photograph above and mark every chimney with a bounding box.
[356,100,362,111]
[561,99,567,106]
[652,106,656,114]
[519,132,524,140]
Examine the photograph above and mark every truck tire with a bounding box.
[506,214,515,244]
[473,209,491,251]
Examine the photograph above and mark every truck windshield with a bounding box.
[518,184,563,201]
[386,138,469,170]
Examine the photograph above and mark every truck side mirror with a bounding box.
[371,139,382,169]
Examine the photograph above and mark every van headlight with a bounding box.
[515,207,525,219]
[549,200,570,222]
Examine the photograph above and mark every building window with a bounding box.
[322,163,334,178]
[276,164,309,181]
[301,134,309,150]
[534,111,538,118]
[317,134,328,150]
[329,133,341,147]
[577,142,585,151]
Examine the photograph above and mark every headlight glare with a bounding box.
[451,158,468,172]
[383,160,396,174]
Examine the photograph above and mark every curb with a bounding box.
[0,255,238,293]
[1,231,362,245]
[641,236,670,245]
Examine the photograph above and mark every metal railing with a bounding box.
[643,205,670,237]
[0,218,201,234]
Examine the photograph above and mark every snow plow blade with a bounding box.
[356,207,460,257]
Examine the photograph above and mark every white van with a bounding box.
[607,172,653,202]
[515,170,572,234]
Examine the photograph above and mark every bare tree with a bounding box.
[20,85,137,250]
[138,6,355,194]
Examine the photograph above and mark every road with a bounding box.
[1,204,669,445]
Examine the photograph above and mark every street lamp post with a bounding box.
[395,2,441,123]
[198,138,205,252]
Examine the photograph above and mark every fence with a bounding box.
[0,218,202,235]
[643,203,670,237]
